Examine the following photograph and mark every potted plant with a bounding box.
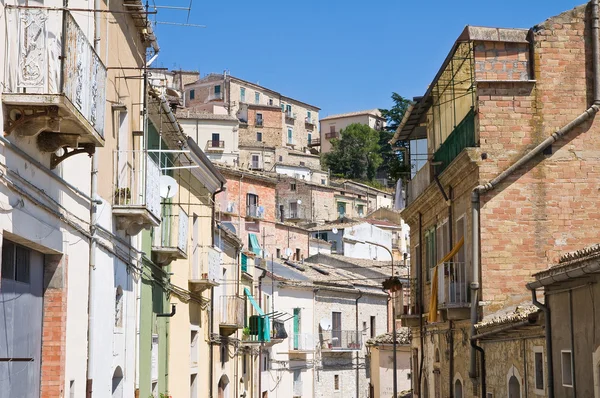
[114,187,131,204]
[242,327,250,340]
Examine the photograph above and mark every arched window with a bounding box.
[455,379,463,398]
[112,367,123,398]
[115,286,123,328]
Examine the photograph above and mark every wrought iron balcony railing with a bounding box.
[320,330,362,351]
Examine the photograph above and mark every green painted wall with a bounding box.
[139,230,170,397]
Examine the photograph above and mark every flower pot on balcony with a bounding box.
[202,272,208,279]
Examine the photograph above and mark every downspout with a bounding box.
[569,290,577,397]
[209,288,214,398]
[417,212,424,395]
[531,289,554,398]
[86,3,102,395]
[313,287,320,398]
[355,290,363,398]
[448,187,454,398]
[469,0,600,387]
[258,267,267,398]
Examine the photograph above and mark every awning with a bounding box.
[244,287,264,316]
[428,237,465,323]
[249,233,261,256]
[244,287,270,342]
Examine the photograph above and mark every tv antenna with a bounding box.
[151,0,207,28]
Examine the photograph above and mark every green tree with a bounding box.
[323,123,382,181]
[378,93,412,183]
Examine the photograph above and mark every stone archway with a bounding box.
[218,374,230,398]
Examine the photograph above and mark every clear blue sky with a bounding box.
[153,0,583,117]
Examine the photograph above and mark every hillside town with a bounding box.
[0,1,599,398]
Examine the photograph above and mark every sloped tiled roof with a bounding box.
[366,327,411,346]
[320,109,384,122]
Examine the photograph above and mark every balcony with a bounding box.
[407,162,431,206]
[255,119,264,127]
[307,138,321,147]
[305,118,315,128]
[242,318,287,347]
[208,92,223,101]
[437,262,470,320]
[113,151,161,235]
[433,109,476,174]
[219,201,237,216]
[287,333,315,355]
[3,9,106,164]
[246,205,264,221]
[189,247,221,292]
[398,278,421,327]
[151,205,188,266]
[206,140,225,152]
[285,208,305,222]
[285,111,296,120]
[325,131,339,139]
[320,330,362,352]
[219,295,245,336]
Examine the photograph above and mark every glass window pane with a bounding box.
[15,245,30,284]
[1,240,15,280]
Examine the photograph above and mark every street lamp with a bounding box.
[342,236,399,398]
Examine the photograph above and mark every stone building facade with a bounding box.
[183,73,320,167]
[396,4,600,396]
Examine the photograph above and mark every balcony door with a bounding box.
[212,133,220,148]
[332,312,342,348]
[293,308,301,350]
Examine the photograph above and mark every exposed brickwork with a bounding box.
[41,254,67,398]
[274,224,309,260]
[474,42,530,81]
[239,106,283,148]
[216,169,278,255]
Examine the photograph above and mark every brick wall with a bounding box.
[240,106,283,148]
[274,224,309,260]
[41,254,67,398]
[478,4,600,310]
[217,171,277,255]
[474,41,530,81]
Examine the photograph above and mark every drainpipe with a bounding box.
[258,266,267,398]
[355,290,363,398]
[531,289,554,398]
[569,290,577,397]
[86,2,102,395]
[469,0,600,386]
[417,212,424,395]
[209,288,214,398]
[313,288,320,398]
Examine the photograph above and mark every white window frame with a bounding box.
[533,346,545,395]
[561,350,574,387]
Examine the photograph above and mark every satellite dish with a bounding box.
[285,248,293,258]
[319,318,332,331]
[331,228,339,235]
[297,199,302,205]
[160,175,179,199]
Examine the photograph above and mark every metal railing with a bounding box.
[219,296,245,328]
[5,9,107,137]
[290,333,314,351]
[285,110,296,119]
[305,117,314,125]
[190,246,220,284]
[255,119,263,127]
[321,330,362,351]
[246,205,264,219]
[152,205,188,253]
[206,140,225,148]
[433,109,476,173]
[308,138,321,146]
[438,262,469,307]
[325,132,339,139]
[113,150,161,220]
[293,381,303,396]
